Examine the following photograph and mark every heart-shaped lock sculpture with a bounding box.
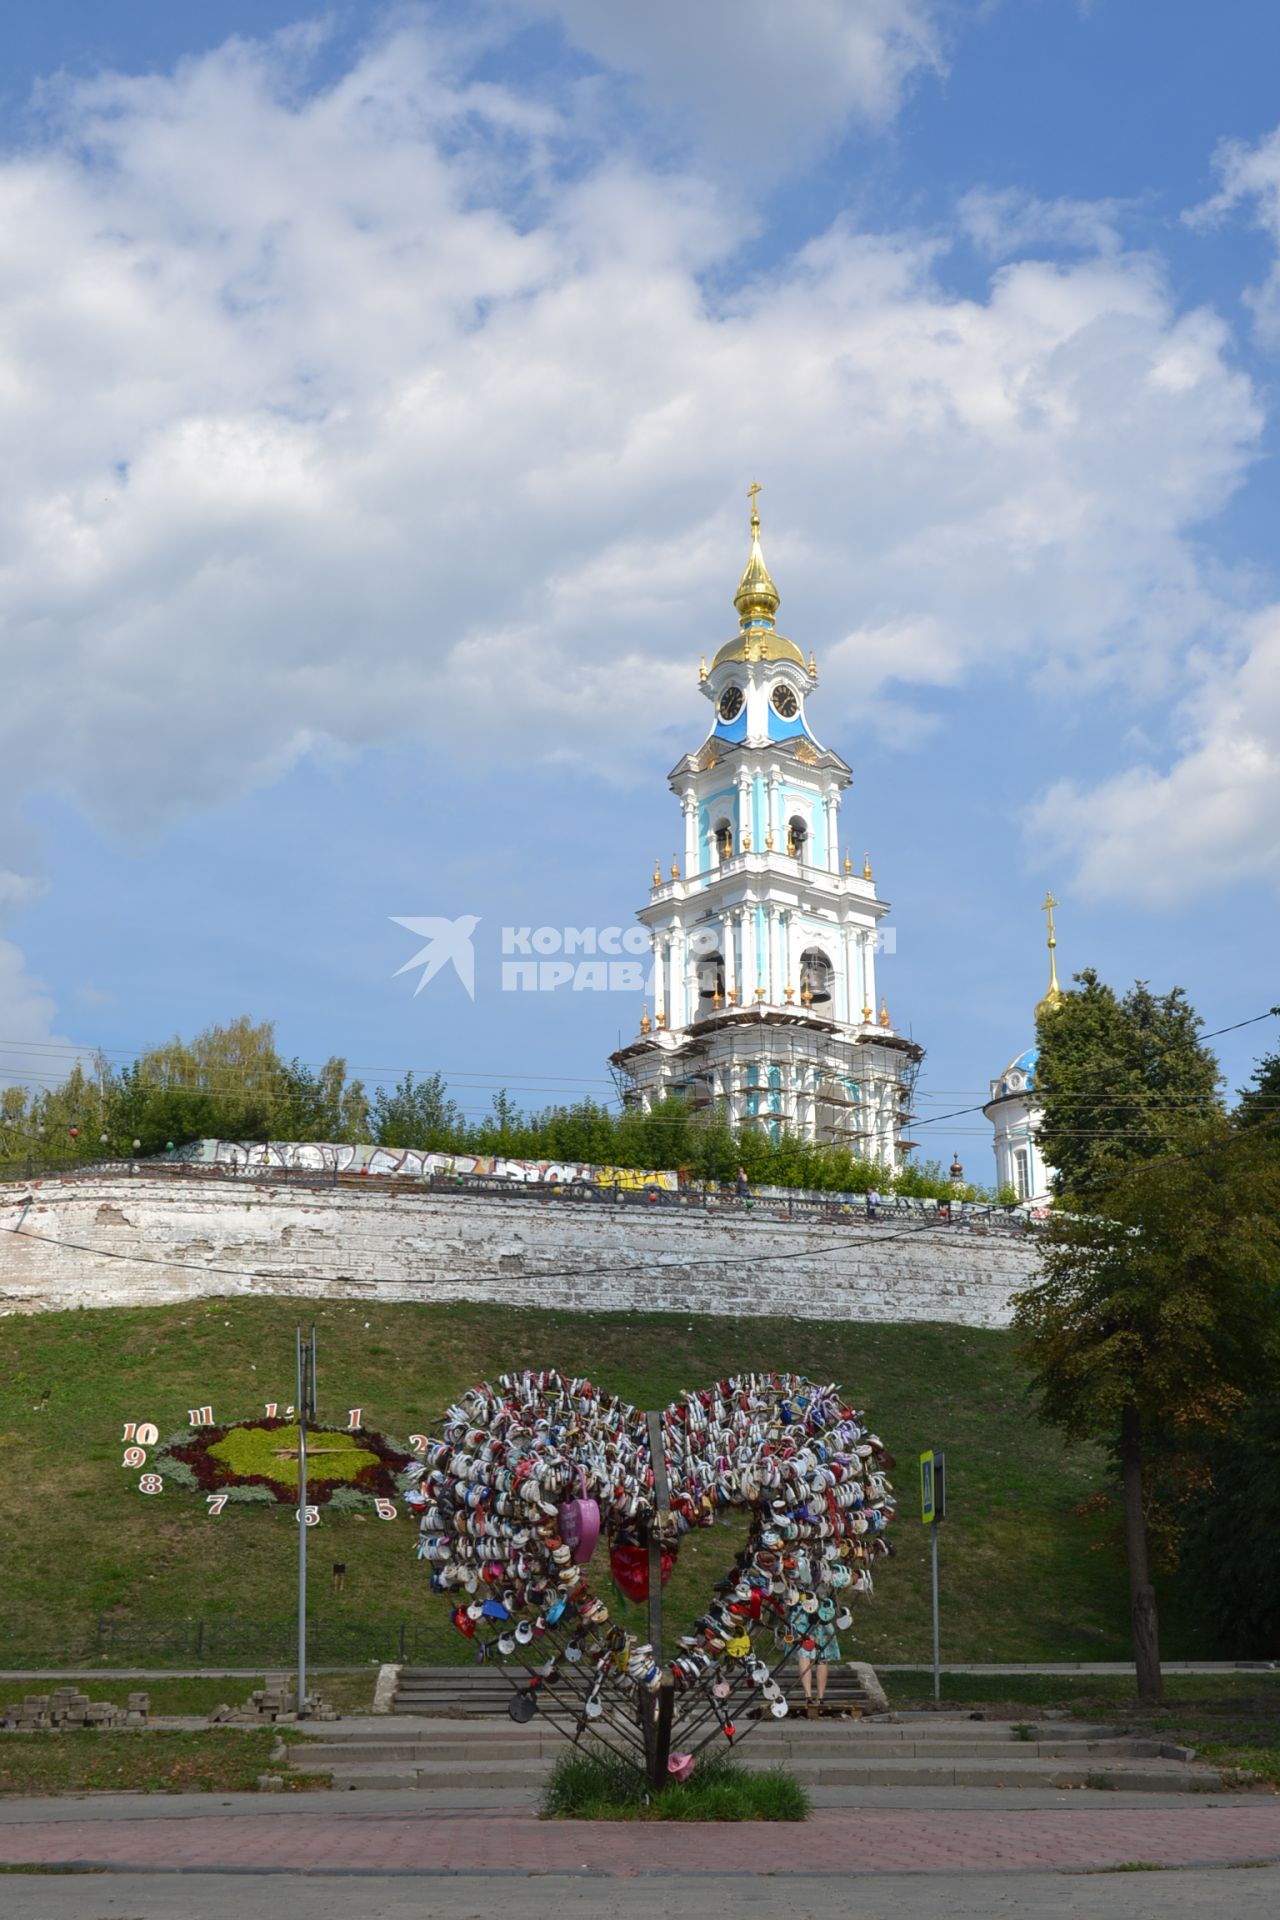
[404,1370,895,1786]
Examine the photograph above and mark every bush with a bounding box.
[539,1744,809,1821]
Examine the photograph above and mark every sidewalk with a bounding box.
[0,1794,1277,1876]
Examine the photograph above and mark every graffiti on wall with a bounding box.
[175,1139,678,1191]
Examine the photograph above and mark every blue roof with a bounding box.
[996,1044,1038,1097]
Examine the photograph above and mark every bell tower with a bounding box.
[610,489,922,1164]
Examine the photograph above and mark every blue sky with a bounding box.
[2,1,1279,1163]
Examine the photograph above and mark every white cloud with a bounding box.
[1028,608,1280,904]
[516,0,943,166]
[1187,123,1280,345]
[960,187,1125,258]
[0,873,47,917]
[0,14,1265,928]
[0,941,78,1080]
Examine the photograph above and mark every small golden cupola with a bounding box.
[734,481,781,628]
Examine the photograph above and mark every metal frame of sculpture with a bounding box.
[408,1369,896,1788]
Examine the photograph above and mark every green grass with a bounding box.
[884,1671,1280,1710]
[0,1298,1148,1666]
[540,1747,809,1821]
[884,1669,1280,1791]
[0,1728,318,1795]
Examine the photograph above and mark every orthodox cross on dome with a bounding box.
[734,481,780,629]
[1037,889,1063,1014]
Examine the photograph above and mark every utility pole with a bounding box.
[642,1410,675,1791]
[296,1325,318,1717]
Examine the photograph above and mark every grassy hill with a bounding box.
[0,1296,1181,1669]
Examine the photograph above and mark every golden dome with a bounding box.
[711,629,806,670]
[710,485,805,668]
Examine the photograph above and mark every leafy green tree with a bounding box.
[1012,1120,1280,1702]
[1175,1394,1280,1656]
[1236,1049,1280,1134]
[370,1071,464,1151]
[274,1057,368,1143]
[1035,970,1221,1197]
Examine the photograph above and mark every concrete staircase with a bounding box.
[288,1713,1225,1795]
[391,1663,876,1717]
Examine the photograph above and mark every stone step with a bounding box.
[296,1754,1223,1793]
[292,1734,1168,1768]
[312,1713,1128,1749]
[391,1665,872,1716]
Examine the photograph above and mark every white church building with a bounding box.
[610,490,922,1167]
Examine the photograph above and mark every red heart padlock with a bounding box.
[608,1540,676,1603]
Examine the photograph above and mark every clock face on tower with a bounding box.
[771,683,799,719]
[717,685,744,722]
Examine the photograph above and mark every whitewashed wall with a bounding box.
[0,1174,1039,1327]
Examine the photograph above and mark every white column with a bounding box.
[767,774,780,852]
[861,929,877,1022]
[765,905,779,1002]
[825,789,839,872]
[737,774,752,851]
[723,912,737,1005]
[682,789,698,877]
[652,931,666,1027]
[840,924,857,1024]
[742,907,758,1001]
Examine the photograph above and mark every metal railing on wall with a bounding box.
[0,1614,460,1670]
[0,1153,1037,1231]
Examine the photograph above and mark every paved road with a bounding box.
[0,1869,1276,1920]
[0,1797,1277,1876]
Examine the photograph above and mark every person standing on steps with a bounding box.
[795,1598,840,1717]
[865,1184,880,1220]
[736,1164,750,1199]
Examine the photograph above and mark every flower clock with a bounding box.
[407,1369,896,1784]
[119,1402,415,1521]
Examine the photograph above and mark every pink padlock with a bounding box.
[558,1467,600,1566]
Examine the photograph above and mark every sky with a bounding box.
[2,0,1279,1164]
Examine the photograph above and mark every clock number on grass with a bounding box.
[374,1499,397,1521]
[296,1505,319,1527]
[122,1421,159,1445]
[122,1445,147,1469]
[206,1494,229,1515]
[409,1434,428,1454]
[138,1473,164,1496]
[188,1405,215,1427]
[347,1408,363,1430]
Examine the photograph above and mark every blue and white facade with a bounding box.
[983,1046,1053,1203]
[610,497,922,1166]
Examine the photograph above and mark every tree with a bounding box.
[369,1071,463,1150]
[1035,969,1221,1198]
[1012,1120,1280,1702]
[1175,1393,1280,1657]
[1236,1048,1280,1134]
